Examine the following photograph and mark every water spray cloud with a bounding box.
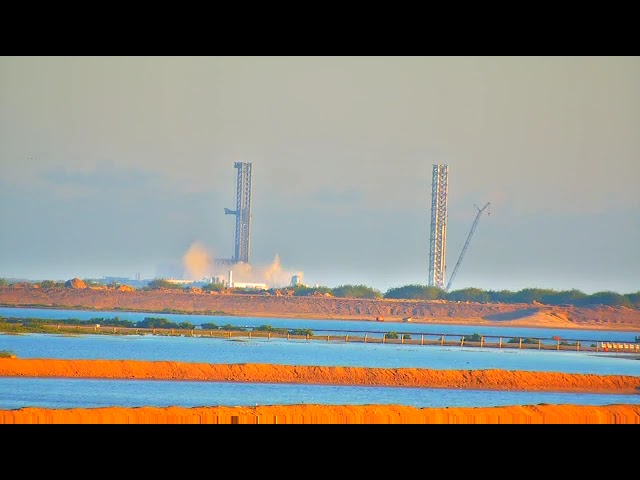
[182,242,302,288]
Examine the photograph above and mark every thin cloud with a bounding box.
[41,161,157,190]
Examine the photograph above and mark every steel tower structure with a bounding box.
[224,162,252,264]
[428,164,449,289]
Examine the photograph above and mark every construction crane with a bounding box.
[445,202,490,292]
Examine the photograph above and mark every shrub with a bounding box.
[332,284,382,299]
[384,284,445,300]
[506,337,539,344]
[290,329,314,336]
[145,279,185,291]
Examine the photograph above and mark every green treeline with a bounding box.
[0,316,197,331]
[295,283,638,308]
[143,279,186,290]
[382,285,639,308]
[0,316,316,337]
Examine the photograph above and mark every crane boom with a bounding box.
[445,202,490,292]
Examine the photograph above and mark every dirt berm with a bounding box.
[1,285,639,331]
[1,358,638,393]
[3,404,639,424]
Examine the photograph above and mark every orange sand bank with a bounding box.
[1,358,639,393]
[1,358,639,424]
[3,404,640,424]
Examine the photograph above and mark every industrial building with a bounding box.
[231,282,269,290]
[225,269,267,290]
[165,278,199,285]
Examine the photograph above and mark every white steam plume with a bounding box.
[181,244,304,288]
[182,242,214,281]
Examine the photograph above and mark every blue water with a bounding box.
[1,307,638,410]
[2,377,638,410]
[2,332,639,375]
[2,306,638,344]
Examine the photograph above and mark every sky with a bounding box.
[0,56,638,294]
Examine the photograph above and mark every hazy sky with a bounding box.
[1,56,638,293]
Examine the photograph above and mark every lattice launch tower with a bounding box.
[428,164,449,289]
[224,162,252,264]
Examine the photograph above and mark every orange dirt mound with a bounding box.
[1,358,638,393]
[3,404,639,424]
[64,278,87,289]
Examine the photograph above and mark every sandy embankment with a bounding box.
[1,358,639,424]
[1,358,639,393]
[4,404,640,424]
[2,285,639,331]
